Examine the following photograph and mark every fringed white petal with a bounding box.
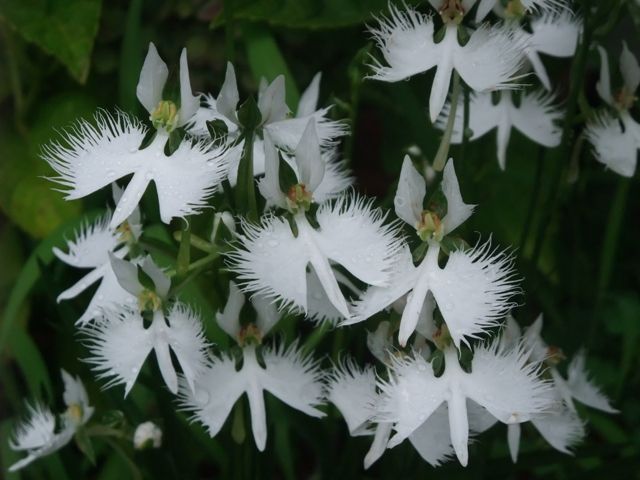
[314,194,404,287]
[431,240,519,348]
[251,293,282,336]
[42,111,148,201]
[366,321,393,364]
[327,359,377,436]
[52,213,122,268]
[620,41,640,93]
[311,150,353,203]
[566,350,618,413]
[585,112,638,178]
[464,341,554,423]
[529,10,581,58]
[258,340,326,418]
[435,91,501,143]
[394,155,425,228]
[367,5,440,82]
[347,245,416,325]
[136,43,168,114]
[441,159,475,235]
[499,314,522,351]
[408,404,456,467]
[532,407,585,454]
[177,354,245,438]
[228,214,310,313]
[305,267,347,325]
[377,354,447,447]
[453,25,525,93]
[510,89,563,147]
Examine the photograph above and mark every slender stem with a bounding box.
[589,177,631,344]
[458,85,470,174]
[166,252,219,278]
[173,230,217,253]
[567,132,585,184]
[224,0,236,62]
[176,224,191,277]
[433,71,461,171]
[519,146,545,253]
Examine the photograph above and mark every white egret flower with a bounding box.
[347,157,518,347]
[377,343,553,466]
[436,90,563,169]
[586,43,640,177]
[190,64,349,185]
[9,371,94,472]
[53,210,139,326]
[43,43,230,228]
[368,4,525,121]
[229,121,402,319]
[178,282,325,451]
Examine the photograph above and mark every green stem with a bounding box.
[433,71,461,171]
[173,230,217,253]
[235,129,258,221]
[589,178,631,344]
[224,0,236,62]
[176,224,191,277]
[519,146,545,253]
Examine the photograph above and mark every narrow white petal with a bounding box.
[499,314,522,351]
[251,293,282,335]
[441,159,475,235]
[227,214,310,313]
[136,43,167,114]
[294,118,325,191]
[377,354,447,446]
[463,341,554,423]
[109,253,143,297]
[496,116,512,170]
[448,386,470,466]
[154,331,179,394]
[178,48,200,126]
[141,256,171,297]
[257,131,287,208]
[453,25,524,93]
[431,240,518,348]
[585,112,638,177]
[527,50,552,91]
[305,266,347,325]
[83,308,153,396]
[246,380,268,451]
[327,359,377,436]
[61,370,91,417]
[314,194,404,287]
[363,423,393,469]
[265,110,348,154]
[429,26,457,122]
[367,6,440,82]
[42,111,147,201]
[258,75,289,125]
[56,265,107,303]
[297,72,322,117]
[566,350,618,413]
[217,62,240,124]
[620,41,640,93]
[394,155,425,228]
[596,46,614,106]
[366,321,393,364]
[408,404,455,467]
[110,170,151,228]
[177,354,246,438]
[259,341,326,417]
[311,149,353,204]
[507,423,521,463]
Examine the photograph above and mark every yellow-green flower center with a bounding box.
[505,0,526,20]
[416,210,443,242]
[439,0,465,24]
[66,403,83,425]
[286,184,313,213]
[150,100,179,132]
[238,324,262,347]
[138,289,162,312]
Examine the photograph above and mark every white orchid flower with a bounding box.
[83,256,209,395]
[368,4,525,122]
[436,90,563,169]
[377,342,553,466]
[229,121,401,320]
[178,282,325,451]
[586,43,640,177]
[9,371,94,472]
[474,0,565,22]
[43,43,230,228]
[53,212,138,326]
[347,158,518,347]
[190,64,349,185]
[524,11,582,90]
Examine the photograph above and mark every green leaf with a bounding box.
[243,24,299,108]
[0,0,103,83]
[75,428,97,465]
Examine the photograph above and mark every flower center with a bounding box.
[433,323,452,350]
[544,345,565,366]
[286,183,313,213]
[416,210,443,242]
[66,403,84,425]
[504,0,526,20]
[238,324,262,346]
[150,100,179,132]
[138,289,162,312]
[439,0,465,24]
[615,87,637,111]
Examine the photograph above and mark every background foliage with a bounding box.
[0,0,638,478]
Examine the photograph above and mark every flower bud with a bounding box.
[133,421,162,450]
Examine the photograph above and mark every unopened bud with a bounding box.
[134,421,162,450]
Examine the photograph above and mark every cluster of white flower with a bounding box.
[9,0,623,472]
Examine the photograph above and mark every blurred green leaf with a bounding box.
[0,0,102,83]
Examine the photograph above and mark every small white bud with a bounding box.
[133,421,162,450]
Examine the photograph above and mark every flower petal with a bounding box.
[367,6,439,82]
[394,155,425,228]
[136,43,168,114]
[258,75,289,125]
[585,112,638,177]
[531,407,585,454]
[620,41,640,93]
[408,404,456,467]
[217,62,240,124]
[441,159,475,235]
[178,48,200,126]
[507,423,521,463]
[566,350,618,413]
[297,72,321,117]
[216,281,245,339]
[294,118,325,191]
[529,11,581,58]
[363,423,393,469]
[510,89,563,148]
[596,46,614,106]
